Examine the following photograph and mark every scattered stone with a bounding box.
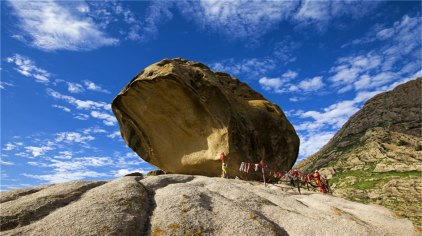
[124,172,144,177]
[146,170,166,176]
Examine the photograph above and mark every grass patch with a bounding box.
[331,169,421,190]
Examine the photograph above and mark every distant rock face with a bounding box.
[296,78,422,227]
[0,175,417,235]
[324,77,421,159]
[112,58,299,178]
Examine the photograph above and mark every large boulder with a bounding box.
[112,58,299,177]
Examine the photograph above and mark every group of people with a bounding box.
[289,168,330,194]
[218,152,330,194]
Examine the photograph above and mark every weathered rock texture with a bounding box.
[1,175,418,235]
[112,58,299,177]
[296,78,422,227]
[0,177,147,235]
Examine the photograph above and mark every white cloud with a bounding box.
[24,146,54,158]
[383,70,422,91]
[107,131,121,139]
[52,104,71,112]
[298,131,335,158]
[259,75,324,94]
[76,3,90,14]
[0,81,14,90]
[354,72,396,91]
[0,158,14,166]
[291,90,378,143]
[90,111,117,126]
[173,1,380,40]
[295,1,329,22]
[176,0,378,40]
[82,127,106,135]
[259,77,284,93]
[23,171,106,184]
[47,88,111,111]
[7,0,382,49]
[24,155,115,183]
[294,0,380,28]
[298,76,324,91]
[273,40,300,64]
[289,97,305,102]
[87,1,143,41]
[8,0,118,51]
[6,54,50,83]
[281,70,298,80]
[139,1,173,41]
[48,157,113,172]
[177,1,298,40]
[258,70,300,93]
[3,143,18,151]
[113,152,144,167]
[55,132,95,144]
[83,80,110,93]
[74,113,90,120]
[53,151,73,160]
[329,52,383,87]
[67,82,84,93]
[300,99,360,130]
[112,168,150,177]
[16,152,31,158]
[329,15,421,93]
[211,58,277,78]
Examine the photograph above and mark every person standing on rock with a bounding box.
[314,170,326,193]
[220,152,228,178]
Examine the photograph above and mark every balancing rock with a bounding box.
[112,58,299,178]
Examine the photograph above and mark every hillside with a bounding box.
[0,175,417,235]
[296,78,422,227]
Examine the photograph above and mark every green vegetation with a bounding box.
[331,169,422,226]
[330,169,421,190]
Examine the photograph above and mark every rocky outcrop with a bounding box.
[0,177,147,235]
[1,175,418,235]
[112,58,299,178]
[296,78,422,227]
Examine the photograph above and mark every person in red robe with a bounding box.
[314,170,326,193]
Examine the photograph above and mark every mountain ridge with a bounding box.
[296,77,422,227]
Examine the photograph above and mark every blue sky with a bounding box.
[1,0,421,190]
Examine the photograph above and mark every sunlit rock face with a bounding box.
[112,58,299,178]
[0,175,416,235]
